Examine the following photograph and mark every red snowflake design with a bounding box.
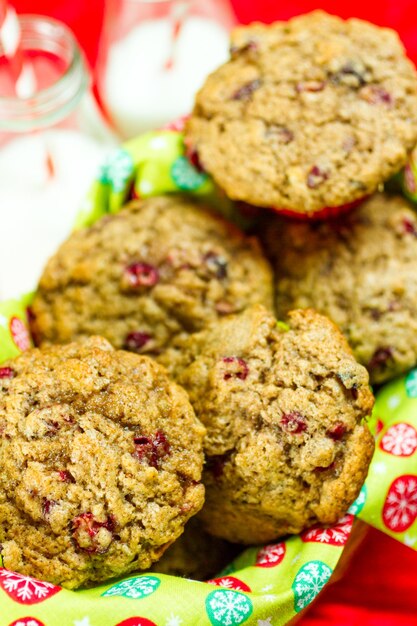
[206,576,251,592]
[255,542,286,568]
[9,317,31,352]
[9,617,45,626]
[380,423,417,457]
[300,514,354,546]
[383,475,417,532]
[0,570,61,605]
[116,617,157,626]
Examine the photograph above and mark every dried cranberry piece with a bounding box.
[125,262,159,288]
[403,218,417,237]
[307,166,329,189]
[232,78,261,101]
[368,346,394,370]
[359,85,393,106]
[0,367,15,379]
[124,331,151,353]
[222,357,249,381]
[204,252,228,279]
[42,498,57,518]
[133,430,170,468]
[296,81,326,93]
[72,512,115,554]
[326,423,347,441]
[58,470,75,483]
[281,411,307,434]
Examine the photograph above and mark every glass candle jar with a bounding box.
[97,0,236,139]
[0,15,114,301]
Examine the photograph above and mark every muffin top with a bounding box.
[176,305,374,543]
[267,193,417,383]
[186,11,417,215]
[31,195,273,365]
[0,337,205,588]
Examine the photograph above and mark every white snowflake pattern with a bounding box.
[372,461,387,475]
[292,561,332,612]
[262,595,277,603]
[73,618,92,626]
[261,585,273,592]
[14,621,41,626]
[301,515,353,546]
[0,570,57,602]
[383,475,417,532]
[207,589,252,626]
[165,614,182,626]
[380,423,417,457]
[291,554,301,565]
[404,533,417,547]
[257,619,273,626]
[102,575,160,599]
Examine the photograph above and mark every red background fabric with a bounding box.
[8,1,417,623]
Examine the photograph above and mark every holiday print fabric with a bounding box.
[1,127,417,625]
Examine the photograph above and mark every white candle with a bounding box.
[103,15,230,138]
[0,130,106,300]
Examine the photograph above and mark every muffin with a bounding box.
[186,11,417,216]
[176,305,374,544]
[31,195,273,371]
[151,517,240,580]
[0,337,205,588]
[266,193,417,384]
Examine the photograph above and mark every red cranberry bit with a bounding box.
[296,81,326,93]
[0,367,15,379]
[403,218,417,237]
[125,262,159,288]
[184,138,205,173]
[133,430,170,468]
[281,411,307,434]
[72,512,115,554]
[42,498,57,518]
[222,357,249,381]
[368,346,394,370]
[124,331,151,353]
[58,470,75,483]
[307,166,329,189]
[232,78,261,101]
[359,85,393,106]
[326,423,347,441]
[204,252,228,279]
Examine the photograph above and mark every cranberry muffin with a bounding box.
[31,195,273,371]
[266,193,417,384]
[0,337,205,588]
[186,11,417,216]
[176,305,374,544]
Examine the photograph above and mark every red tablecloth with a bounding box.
[8,2,417,623]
